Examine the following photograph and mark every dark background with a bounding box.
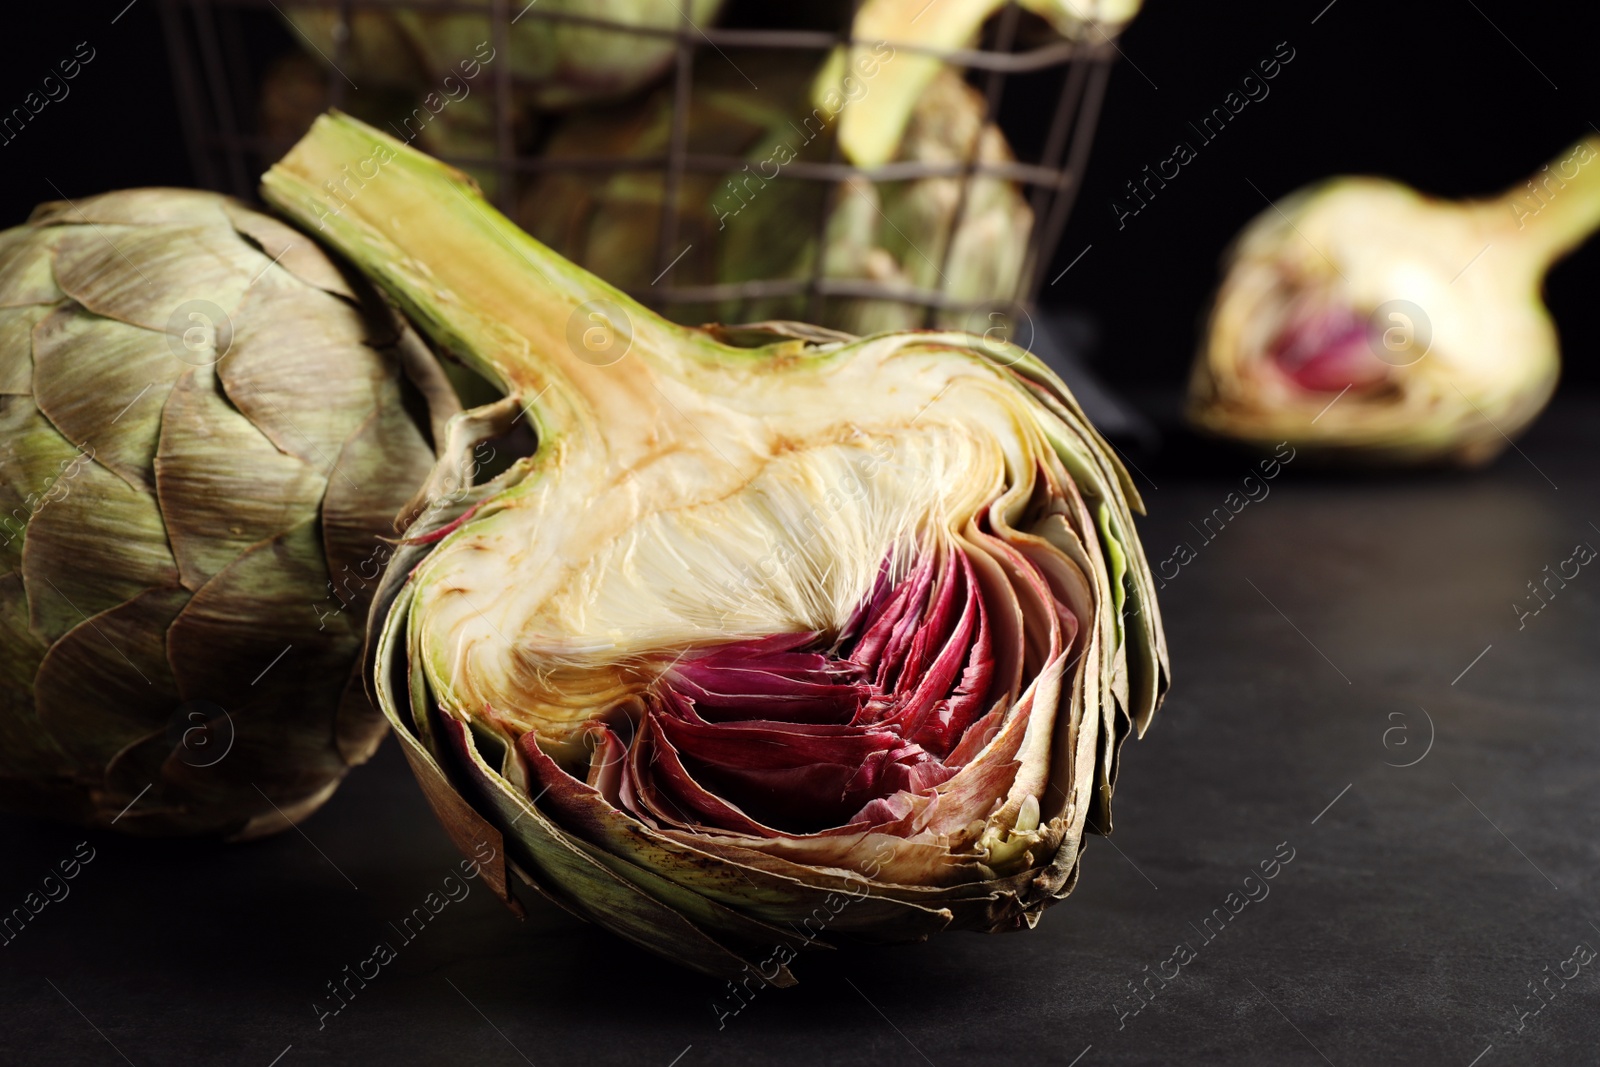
[3,0,1596,393]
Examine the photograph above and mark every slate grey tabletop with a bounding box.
[4,398,1597,1067]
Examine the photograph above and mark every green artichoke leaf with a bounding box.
[165,520,362,799]
[31,187,237,229]
[33,586,189,771]
[0,307,50,394]
[216,280,393,474]
[155,364,328,592]
[31,306,191,492]
[23,449,180,645]
[0,573,67,781]
[219,199,356,301]
[0,397,82,573]
[0,227,67,308]
[319,376,439,616]
[50,223,254,336]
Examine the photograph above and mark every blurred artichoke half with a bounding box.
[0,189,458,837]
[263,113,1166,982]
[1189,135,1600,466]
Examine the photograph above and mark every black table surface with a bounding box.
[5,397,1599,1067]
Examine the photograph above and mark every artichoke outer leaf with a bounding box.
[216,280,392,474]
[0,573,68,780]
[0,227,66,308]
[332,658,387,769]
[33,587,189,772]
[50,224,254,336]
[22,449,180,645]
[164,521,360,778]
[0,398,83,574]
[512,721,960,936]
[30,187,236,230]
[319,380,438,616]
[376,572,523,916]
[30,307,185,492]
[232,778,345,841]
[435,709,793,984]
[0,306,50,394]
[155,365,328,592]
[219,199,356,301]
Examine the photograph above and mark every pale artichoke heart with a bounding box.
[417,340,1050,767]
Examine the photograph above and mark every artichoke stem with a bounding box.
[1490,134,1600,273]
[262,112,722,458]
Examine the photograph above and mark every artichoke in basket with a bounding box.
[264,113,1167,982]
[282,0,725,110]
[0,188,459,837]
[817,0,1143,169]
[1188,136,1600,466]
[260,50,511,201]
[720,66,1034,334]
[513,52,815,324]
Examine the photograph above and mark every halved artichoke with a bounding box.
[0,189,457,837]
[1189,136,1600,465]
[264,113,1166,981]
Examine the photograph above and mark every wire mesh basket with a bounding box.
[159,0,1125,334]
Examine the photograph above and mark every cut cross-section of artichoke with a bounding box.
[264,112,1167,982]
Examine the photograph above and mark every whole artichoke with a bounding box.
[0,189,458,837]
[1189,135,1600,465]
[265,114,1167,981]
